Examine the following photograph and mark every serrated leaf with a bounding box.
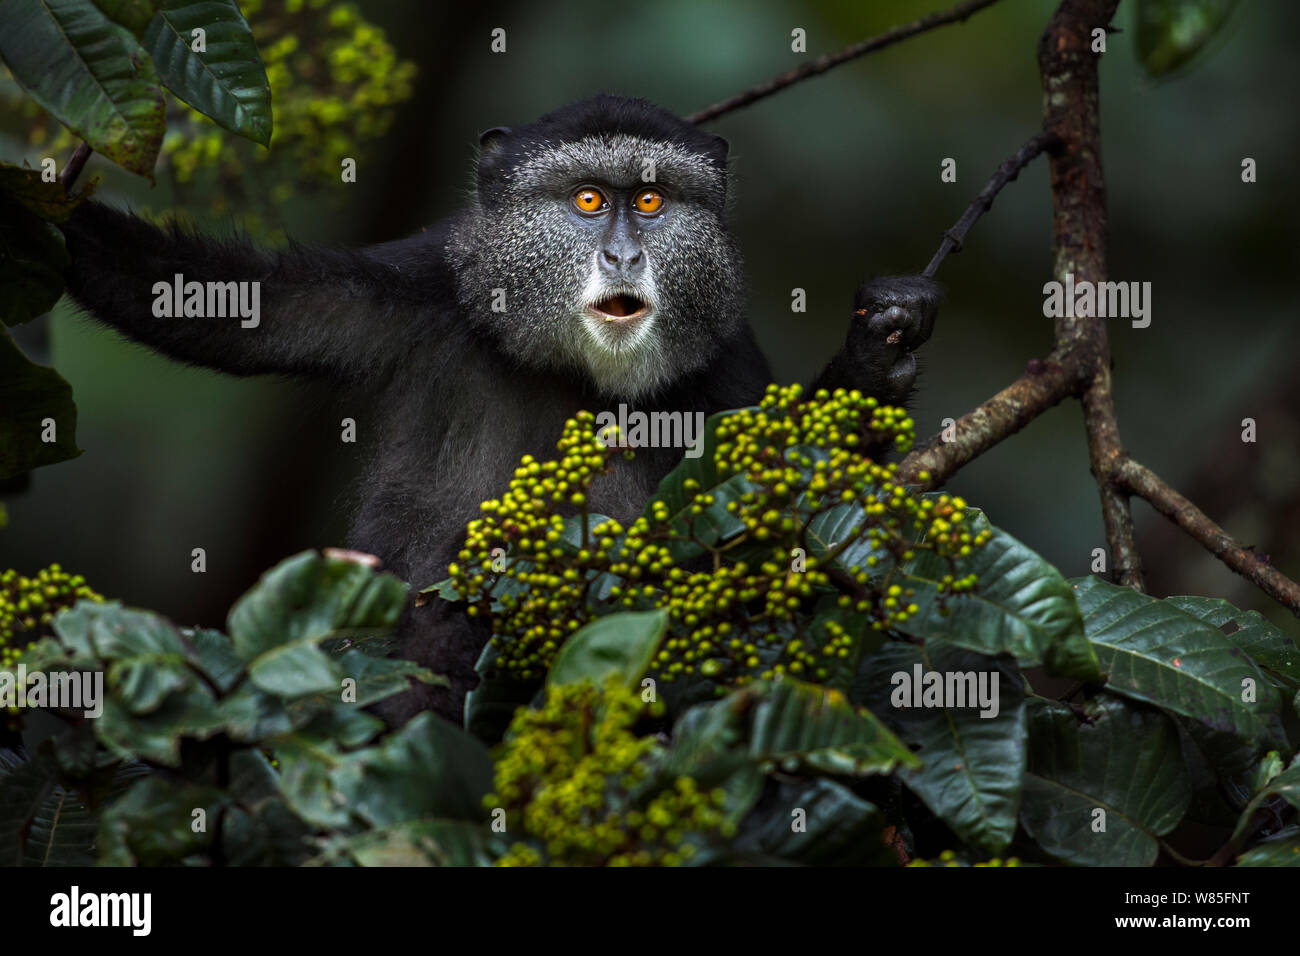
[97,686,223,765]
[227,550,407,698]
[0,0,165,176]
[1072,576,1279,743]
[144,0,271,146]
[53,601,195,715]
[1020,695,1190,866]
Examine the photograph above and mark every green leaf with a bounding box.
[227,550,407,699]
[1020,695,1191,866]
[184,626,243,693]
[97,686,224,765]
[803,501,893,580]
[1136,0,1240,78]
[1253,752,1300,812]
[733,778,891,866]
[0,0,165,176]
[1072,576,1280,743]
[98,776,229,865]
[0,161,95,223]
[91,0,161,38]
[217,683,291,741]
[0,196,69,326]
[547,609,668,689]
[271,737,349,829]
[333,713,494,827]
[465,638,539,744]
[330,820,504,867]
[1237,828,1300,866]
[144,0,272,147]
[0,749,97,866]
[0,326,81,479]
[1165,594,1300,692]
[742,678,919,776]
[53,603,191,714]
[896,520,1098,680]
[859,642,1026,855]
[639,410,758,560]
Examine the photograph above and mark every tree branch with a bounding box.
[923,131,1060,278]
[1114,458,1300,614]
[898,349,1084,488]
[686,0,1300,616]
[687,0,1002,125]
[61,141,92,194]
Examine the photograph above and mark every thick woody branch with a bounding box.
[1036,0,1144,589]
[691,0,1300,615]
[1114,458,1300,614]
[898,349,1083,487]
[687,0,1001,125]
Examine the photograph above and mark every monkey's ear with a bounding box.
[478,126,513,165]
[705,133,730,166]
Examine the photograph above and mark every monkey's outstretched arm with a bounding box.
[811,275,940,407]
[59,201,443,383]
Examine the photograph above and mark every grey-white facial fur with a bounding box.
[447,132,747,399]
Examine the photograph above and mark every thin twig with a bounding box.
[687,0,1002,125]
[60,142,92,194]
[1114,458,1300,614]
[922,131,1059,278]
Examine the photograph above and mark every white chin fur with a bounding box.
[577,312,666,398]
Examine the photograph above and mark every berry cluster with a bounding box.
[908,850,1022,867]
[1,565,104,725]
[0,564,104,671]
[446,386,989,691]
[490,680,730,867]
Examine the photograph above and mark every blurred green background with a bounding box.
[2,0,1296,633]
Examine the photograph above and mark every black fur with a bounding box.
[57,95,939,726]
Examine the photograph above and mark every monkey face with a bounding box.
[452,129,747,400]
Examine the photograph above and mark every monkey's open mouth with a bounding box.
[590,294,649,322]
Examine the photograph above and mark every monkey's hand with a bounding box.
[813,275,940,407]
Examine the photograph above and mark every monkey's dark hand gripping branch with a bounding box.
[812,274,941,407]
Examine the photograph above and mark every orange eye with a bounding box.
[573,188,607,213]
[634,189,664,214]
